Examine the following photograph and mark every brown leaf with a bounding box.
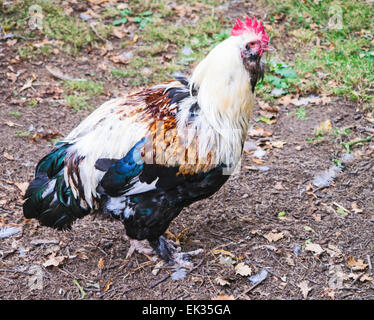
[215,277,230,286]
[30,130,60,142]
[125,34,138,46]
[6,39,18,46]
[248,127,272,137]
[212,249,235,258]
[325,244,342,258]
[315,120,332,134]
[20,75,37,92]
[252,157,264,165]
[263,230,284,242]
[321,95,332,105]
[351,202,363,214]
[211,293,235,300]
[109,51,133,64]
[87,0,111,4]
[97,258,105,269]
[322,288,335,300]
[3,119,16,127]
[297,280,311,299]
[43,255,67,267]
[234,262,252,276]
[274,182,285,190]
[305,243,324,256]
[3,152,14,161]
[359,274,374,282]
[285,254,295,266]
[278,94,296,106]
[259,101,280,113]
[270,140,286,149]
[7,72,18,82]
[104,279,113,291]
[112,27,126,39]
[346,257,367,271]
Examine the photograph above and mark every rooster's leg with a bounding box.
[148,236,203,268]
[125,239,154,260]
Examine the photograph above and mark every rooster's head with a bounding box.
[231,16,269,91]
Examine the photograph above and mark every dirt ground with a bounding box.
[1,2,374,301]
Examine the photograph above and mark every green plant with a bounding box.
[295,107,308,120]
[7,111,21,117]
[65,95,90,112]
[257,58,298,97]
[113,8,154,29]
[64,80,103,96]
[265,0,374,104]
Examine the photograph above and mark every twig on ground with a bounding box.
[367,255,372,271]
[149,273,170,289]
[356,126,374,135]
[244,281,263,294]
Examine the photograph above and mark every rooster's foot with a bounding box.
[149,236,203,269]
[125,239,154,260]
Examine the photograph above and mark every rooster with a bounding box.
[23,17,269,266]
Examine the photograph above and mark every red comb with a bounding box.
[231,16,269,47]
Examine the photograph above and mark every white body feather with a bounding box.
[61,31,262,208]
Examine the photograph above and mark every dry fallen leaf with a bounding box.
[305,243,324,256]
[112,26,126,39]
[285,254,295,266]
[125,34,138,46]
[315,120,332,134]
[212,249,236,258]
[235,262,252,276]
[30,130,60,142]
[87,0,111,4]
[346,257,367,271]
[212,293,235,300]
[215,277,230,286]
[110,51,134,64]
[252,157,264,165]
[297,280,311,299]
[325,244,342,258]
[2,119,17,127]
[259,100,279,113]
[359,274,374,282]
[3,152,14,161]
[104,279,113,291]
[263,230,284,243]
[351,202,363,214]
[14,182,29,195]
[248,127,272,137]
[20,75,37,92]
[97,258,105,269]
[7,72,18,82]
[320,95,332,105]
[322,288,336,300]
[274,182,285,190]
[270,140,286,149]
[43,255,67,267]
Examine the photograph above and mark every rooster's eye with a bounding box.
[246,42,256,51]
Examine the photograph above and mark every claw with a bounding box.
[148,236,204,269]
[125,239,154,261]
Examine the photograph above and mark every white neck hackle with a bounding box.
[188,34,259,167]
